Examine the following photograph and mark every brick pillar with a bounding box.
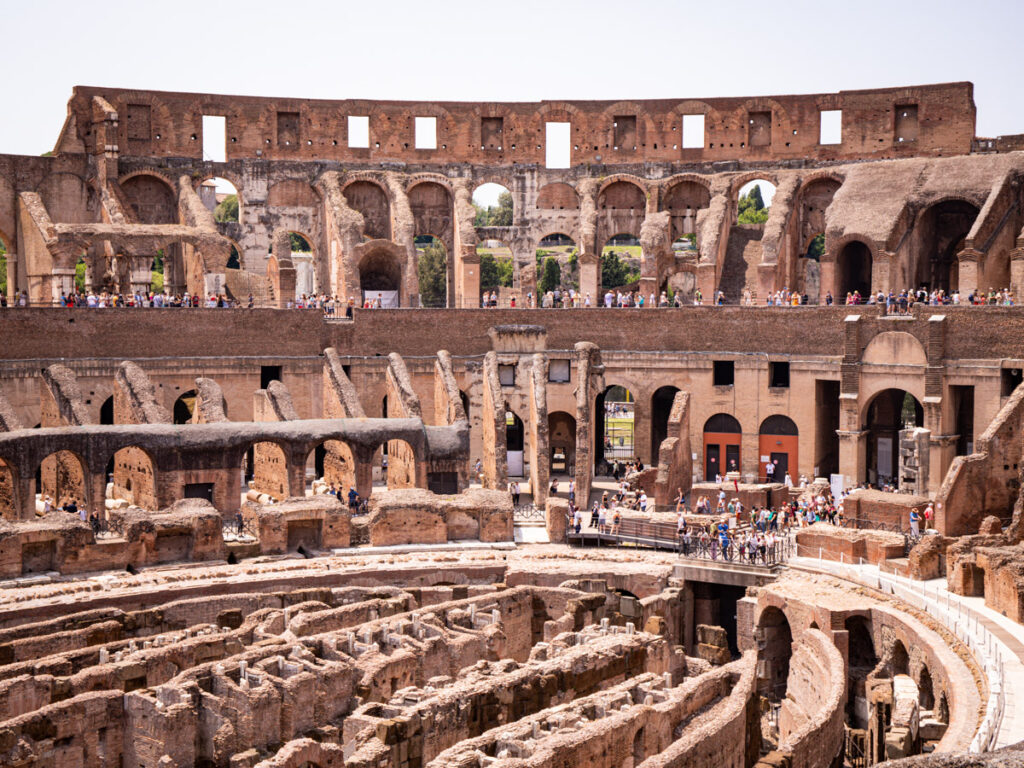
[1011,249,1024,304]
[956,248,981,297]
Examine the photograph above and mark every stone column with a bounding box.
[818,259,835,304]
[956,248,982,297]
[837,429,867,491]
[52,268,75,303]
[3,251,16,303]
[354,445,375,502]
[872,251,894,295]
[578,252,599,305]
[1010,248,1024,304]
[129,255,153,296]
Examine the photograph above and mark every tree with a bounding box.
[806,233,825,260]
[737,184,770,225]
[214,194,238,223]
[418,242,447,307]
[601,251,633,289]
[490,191,513,226]
[290,233,311,252]
[0,240,6,296]
[74,259,87,293]
[480,253,515,292]
[539,256,561,294]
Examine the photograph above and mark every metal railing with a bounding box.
[513,503,544,522]
[797,553,1006,753]
[568,517,792,566]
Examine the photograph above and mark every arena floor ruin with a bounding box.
[2,81,1024,766]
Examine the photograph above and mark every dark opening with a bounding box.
[1002,367,1023,397]
[427,472,459,494]
[768,362,790,389]
[184,482,214,502]
[815,380,841,478]
[713,361,735,387]
[260,365,282,389]
[838,241,873,298]
[651,386,681,461]
[951,385,975,456]
[173,390,197,425]
[100,396,114,425]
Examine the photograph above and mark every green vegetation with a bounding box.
[473,190,513,227]
[480,253,514,292]
[737,184,769,225]
[0,240,6,296]
[539,256,562,294]
[605,385,633,402]
[418,241,447,307]
[290,233,310,252]
[75,259,86,293]
[214,194,239,223]
[600,251,640,289]
[806,233,825,260]
[151,249,165,293]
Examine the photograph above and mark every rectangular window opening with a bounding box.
[260,365,282,390]
[548,359,570,383]
[545,122,571,169]
[682,114,705,149]
[348,116,369,148]
[202,115,226,163]
[819,110,842,145]
[277,111,300,147]
[1001,367,1022,397]
[713,360,734,387]
[415,117,437,150]
[769,362,790,389]
[498,364,516,387]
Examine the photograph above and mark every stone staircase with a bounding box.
[717,226,764,303]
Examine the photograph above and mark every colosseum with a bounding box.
[0,81,1022,767]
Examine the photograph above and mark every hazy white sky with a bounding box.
[4,0,1020,164]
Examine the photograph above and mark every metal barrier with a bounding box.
[513,504,544,522]
[568,518,792,566]
[797,553,1006,753]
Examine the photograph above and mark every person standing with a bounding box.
[765,460,775,483]
[910,507,921,538]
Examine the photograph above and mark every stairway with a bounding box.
[718,226,764,303]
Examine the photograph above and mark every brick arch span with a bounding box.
[597,174,650,202]
[117,169,178,194]
[729,171,781,198]
[730,97,794,146]
[405,173,455,195]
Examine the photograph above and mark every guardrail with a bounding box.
[568,518,792,566]
[796,553,1006,753]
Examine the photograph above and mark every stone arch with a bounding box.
[703,413,741,479]
[267,178,320,208]
[37,448,89,510]
[862,331,928,367]
[836,238,875,300]
[757,605,793,702]
[889,639,910,677]
[242,439,291,500]
[194,175,242,224]
[305,438,357,497]
[862,388,924,488]
[173,390,198,425]
[548,411,577,475]
[120,173,178,223]
[597,178,647,209]
[595,384,636,469]
[662,177,711,244]
[342,179,391,241]
[357,243,405,307]
[384,437,419,490]
[913,198,981,293]
[108,443,159,509]
[916,664,935,710]
[472,182,514,226]
[536,182,579,210]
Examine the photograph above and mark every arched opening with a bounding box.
[632,727,645,767]
[359,247,403,307]
[505,409,525,478]
[917,665,935,710]
[889,640,910,677]
[845,615,877,728]
[0,235,8,302]
[472,183,513,227]
[864,389,923,489]
[306,439,357,499]
[596,385,635,469]
[225,243,241,271]
[288,232,316,298]
[651,386,681,460]
[703,413,741,480]
[343,181,391,240]
[409,182,453,305]
[600,235,641,297]
[244,441,289,500]
[536,234,577,300]
[598,180,645,211]
[0,459,19,521]
[415,235,446,308]
[916,200,980,293]
[663,180,711,242]
[936,691,949,724]
[38,450,88,511]
[536,182,579,210]
[459,391,471,423]
[99,396,114,426]
[758,415,798,484]
[110,445,158,509]
[838,240,873,301]
[386,438,418,490]
[75,255,88,294]
[736,179,776,225]
[173,390,197,425]
[201,178,240,223]
[121,175,181,296]
[757,606,792,702]
[548,411,577,476]
[797,233,825,301]
[477,237,513,304]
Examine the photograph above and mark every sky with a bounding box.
[4,0,1021,206]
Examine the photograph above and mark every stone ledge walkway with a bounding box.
[790,556,1024,752]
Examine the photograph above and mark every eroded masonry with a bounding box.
[0,82,1024,767]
